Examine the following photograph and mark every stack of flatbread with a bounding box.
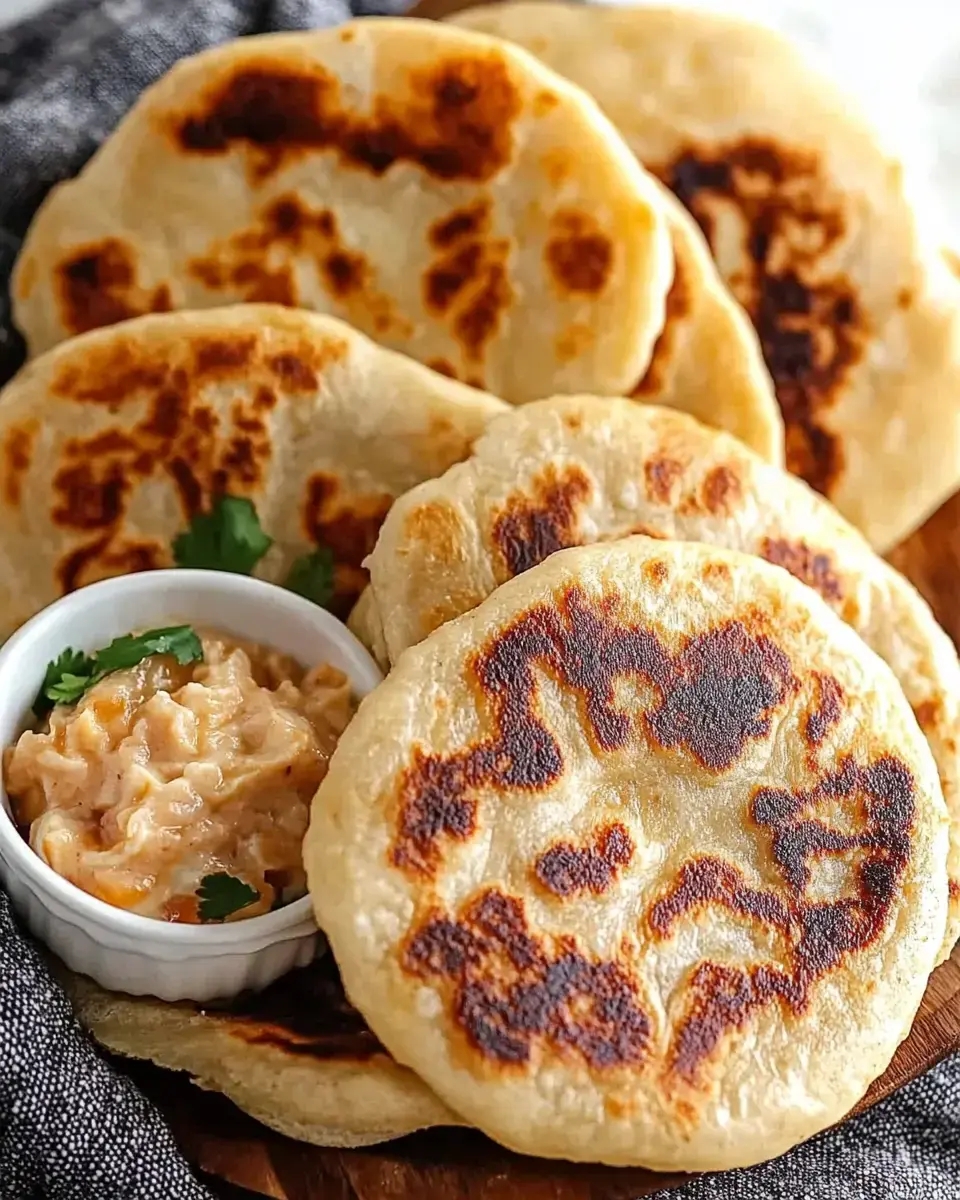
[2,7,959,1176]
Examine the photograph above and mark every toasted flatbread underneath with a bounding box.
[60,956,459,1149]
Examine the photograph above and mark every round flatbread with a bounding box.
[0,303,506,637]
[351,396,960,960]
[310,538,948,1170]
[11,18,671,404]
[60,957,459,1149]
[451,2,960,550]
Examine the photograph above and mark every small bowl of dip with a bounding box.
[0,569,382,1002]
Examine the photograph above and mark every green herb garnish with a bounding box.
[35,648,95,715]
[284,546,335,608]
[172,495,273,574]
[171,494,337,609]
[33,626,203,718]
[197,872,260,922]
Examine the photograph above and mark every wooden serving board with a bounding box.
[126,0,960,1193]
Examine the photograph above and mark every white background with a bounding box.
[1,0,959,243]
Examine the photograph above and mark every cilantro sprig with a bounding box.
[33,626,203,718]
[172,495,273,575]
[172,495,337,609]
[197,872,260,922]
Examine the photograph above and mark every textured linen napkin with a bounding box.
[0,2,958,1198]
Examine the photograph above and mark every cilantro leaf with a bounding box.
[284,546,335,609]
[172,495,273,574]
[197,872,260,922]
[95,626,204,675]
[33,626,203,717]
[33,649,95,718]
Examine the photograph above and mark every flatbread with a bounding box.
[11,18,672,405]
[0,303,506,638]
[351,396,960,959]
[310,538,949,1170]
[60,956,459,1148]
[451,2,960,550]
[632,182,782,464]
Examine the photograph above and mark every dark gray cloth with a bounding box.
[0,1,957,1198]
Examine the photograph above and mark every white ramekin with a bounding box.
[0,569,382,1003]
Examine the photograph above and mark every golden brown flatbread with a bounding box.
[312,537,949,1169]
[0,304,506,637]
[351,396,960,959]
[12,19,672,404]
[451,3,960,550]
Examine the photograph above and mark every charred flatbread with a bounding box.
[451,2,960,549]
[351,396,960,959]
[312,537,948,1169]
[11,18,672,404]
[0,303,506,637]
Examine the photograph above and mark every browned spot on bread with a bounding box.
[492,463,593,578]
[533,89,558,117]
[391,587,798,875]
[554,322,595,364]
[58,536,169,594]
[303,472,393,617]
[2,420,38,508]
[658,139,867,496]
[702,465,742,515]
[541,147,573,188]
[897,287,915,310]
[913,699,941,732]
[645,621,798,770]
[430,201,490,249]
[403,889,651,1070]
[545,209,614,295]
[806,672,843,746]
[224,954,384,1062]
[424,203,512,372]
[402,500,465,563]
[323,250,367,297]
[189,193,403,333]
[425,244,483,313]
[644,456,683,503]
[39,330,350,599]
[633,240,691,396]
[652,755,915,1081]
[427,357,458,379]
[535,823,635,897]
[267,353,318,391]
[50,357,274,548]
[455,261,512,367]
[56,239,172,337]
[649,856,791,939]
[645,559,669,586]
[193,336,256,375]
[760,537,843,604]
[700,560,731,583]
[175,54,521,184]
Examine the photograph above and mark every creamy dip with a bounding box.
[4,631,353,922]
